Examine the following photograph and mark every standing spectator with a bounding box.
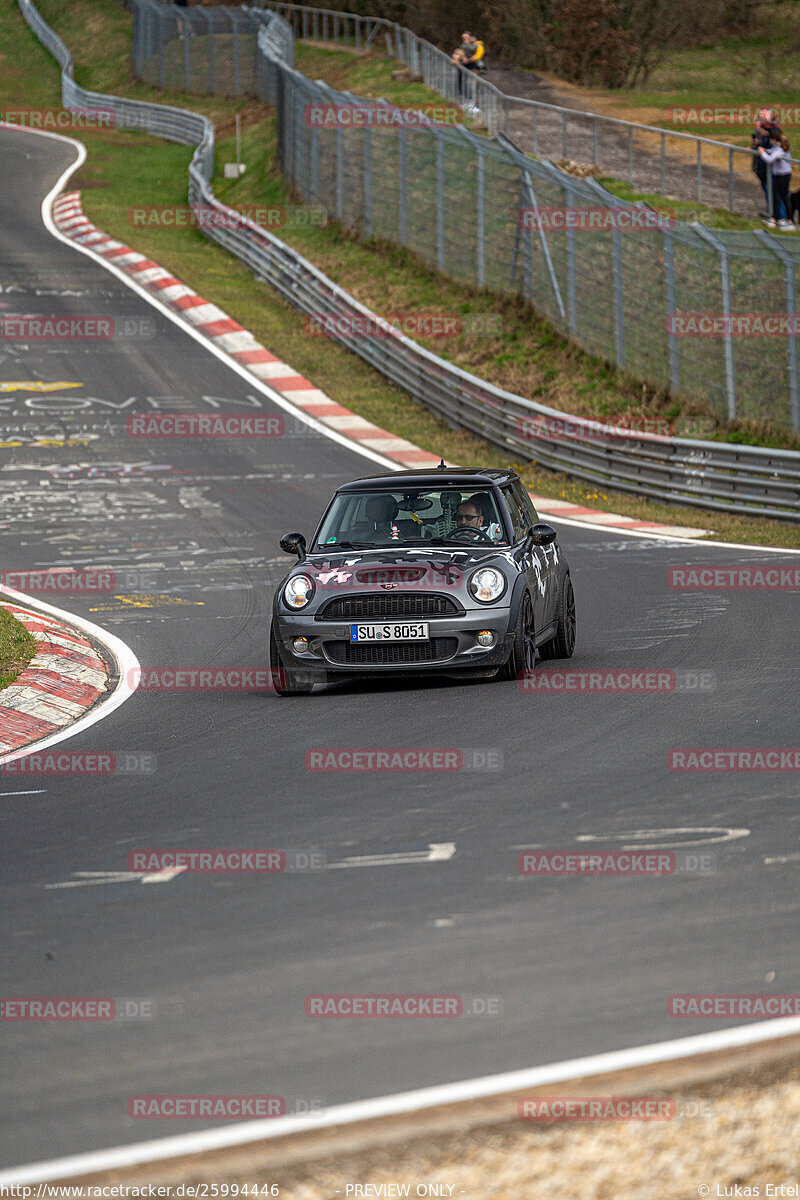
[452,32,485,114]
[751,108,780,217]
[760,130,793,228]
[451,43,467,99]
[460,31,486,72]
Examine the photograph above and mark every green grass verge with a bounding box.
[550,2,800,145]
[7,0,800,548]
[0,608,36,691]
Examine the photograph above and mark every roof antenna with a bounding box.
[437,457,446,469]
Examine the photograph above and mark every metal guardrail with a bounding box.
[15,0,800,522]
[256,0,782,217]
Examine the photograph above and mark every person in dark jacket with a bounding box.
[751,109,780,216]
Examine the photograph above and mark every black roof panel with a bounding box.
[337,468,518,492]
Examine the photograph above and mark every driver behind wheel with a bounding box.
[457,494,503,541]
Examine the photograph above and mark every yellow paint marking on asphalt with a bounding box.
[0,437,97,449]
[0,381,83,392]
[89,594,205,611]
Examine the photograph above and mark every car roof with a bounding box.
[335,468,519,493]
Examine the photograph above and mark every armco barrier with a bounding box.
[16,0,800,522]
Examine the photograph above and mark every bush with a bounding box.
[544,0,634,88]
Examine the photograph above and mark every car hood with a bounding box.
[278,546,516,598]
[303,545,512,573]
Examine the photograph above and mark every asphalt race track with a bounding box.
[2,126,800,1168]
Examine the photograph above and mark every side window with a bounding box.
[512,479,538,525]
[501,486,528,542]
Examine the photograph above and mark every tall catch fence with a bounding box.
[256,1,770,218]
[16,0,800,520]
[131,0,800,437]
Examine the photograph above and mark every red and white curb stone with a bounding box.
[0,603,109,755]
[51,191,709,538]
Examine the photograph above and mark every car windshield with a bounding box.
[314,487,509,548]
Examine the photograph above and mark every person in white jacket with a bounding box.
[759,131,793,228]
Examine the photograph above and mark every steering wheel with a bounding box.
[450,526,494,543]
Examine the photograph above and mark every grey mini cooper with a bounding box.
[269,467,576,694]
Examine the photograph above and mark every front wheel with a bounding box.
[538,574,576,660]
[269,625,315,696]
[499,592,536,681]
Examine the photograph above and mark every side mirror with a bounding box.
[528,523,558,548]
[280,532,307,561]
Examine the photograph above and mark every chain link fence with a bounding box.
[130,0,800,435]
[256,1,775,218]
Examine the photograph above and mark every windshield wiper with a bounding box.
[315,540,373,550]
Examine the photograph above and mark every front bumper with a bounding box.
[274,607,516,677]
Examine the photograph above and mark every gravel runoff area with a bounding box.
[58,1038,800,1199]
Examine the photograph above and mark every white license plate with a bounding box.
[350,622,430,642]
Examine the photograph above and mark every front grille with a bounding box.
[324,638,459,666]
[318,593,460,620]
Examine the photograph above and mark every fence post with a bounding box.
[476,144,486,287]
[627,125,633,185]
[157,5,165,88]
[336,126,344,221]
[754,230,800,433]
[693,224,736,421]
[660,131,666,194]
[232,10,240,94]
[436,129,446,272]
[204,9,215,93]
[592,116,598,166]
[505,158,565,320]
[398,126,408,246]
[532,105,538,157]
[183,7,191,88]
[696,139,702,202]
[612,222,625,368]
[663,227,680,394]
[310,123,319,203]
[565,182,577,336]
[363,125,373,237]
[728,146,734,212]
[561,110,567,160]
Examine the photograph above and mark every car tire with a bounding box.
[270,624,315,696]
[499,591,536,681]
[538,574,576,660]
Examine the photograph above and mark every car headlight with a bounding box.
[284,574,315,609]
[469,567,506,603]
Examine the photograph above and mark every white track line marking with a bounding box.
[46,866,188,889]
[3,1016,800,1183]
[328,842,456,869]
[575,827,751,849]
[19,126,401,475]
[0,584,140,767]
[0,789,47,796]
